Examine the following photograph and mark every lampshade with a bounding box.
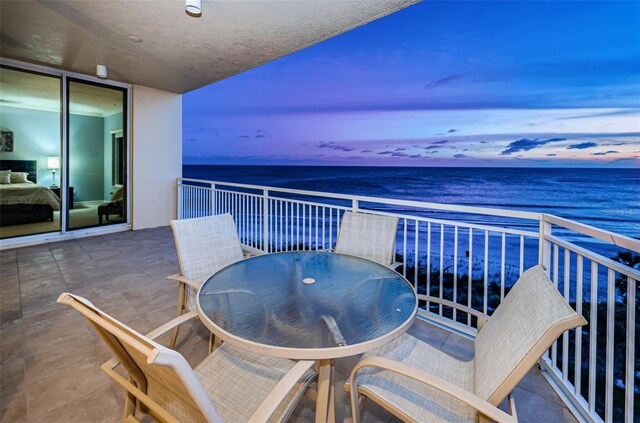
[47,156,60,170]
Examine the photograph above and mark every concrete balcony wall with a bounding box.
[131,85,182,229]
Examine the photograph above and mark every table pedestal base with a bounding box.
[315,359,336,423]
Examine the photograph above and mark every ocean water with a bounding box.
[183,165,640,240]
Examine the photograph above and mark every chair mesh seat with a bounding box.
[195,343,317,423]
[354,333,476,423]
[335,211,399,267]
[171,214,245,313]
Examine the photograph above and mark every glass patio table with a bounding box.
[197,251,417,423]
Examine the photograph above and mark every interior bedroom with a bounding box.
[0,66,127,240]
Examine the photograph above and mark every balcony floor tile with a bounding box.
[0,227,581,422]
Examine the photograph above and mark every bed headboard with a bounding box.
[0,160,38,183]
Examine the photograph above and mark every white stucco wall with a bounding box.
[131,85,182,229]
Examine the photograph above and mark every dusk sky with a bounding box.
[183,1,640,167]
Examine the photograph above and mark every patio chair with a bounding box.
[335,211,400,268]
[167,213,254,349]
[346,265,587,423]
[98,186,124,225]
[57,292,317,423]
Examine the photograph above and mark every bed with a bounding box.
[0,160,61,227]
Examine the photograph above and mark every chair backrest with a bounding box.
[473,265,587,405]
[57,293,223,423]
[170,213,244,284]
[335,211,399,266]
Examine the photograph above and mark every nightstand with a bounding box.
[50,186,74,209]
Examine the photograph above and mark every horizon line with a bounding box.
[182,163,638,170]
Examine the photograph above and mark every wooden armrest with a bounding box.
[320,315,347,347]
[247,360,316,423]
[241,246,265,257]
[166,273,201,290]
[420,295,488,330]
[349,357,516,423]
[145,311,197,341]
[387,261,402,270]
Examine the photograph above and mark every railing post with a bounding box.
[352,199,359,212]
[177,179,183,219]
[210,183,216,216]
[538,215,552,276]
[263,189,269,253]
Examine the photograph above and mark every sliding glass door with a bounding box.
[0,63,129,242]
[0,66,62,239]
[67,79,127,230]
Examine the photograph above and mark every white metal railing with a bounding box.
[177,177,638,423]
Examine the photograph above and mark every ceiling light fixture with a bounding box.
[185,0,202,17]
[127,35,142,43]
[96,65,108,79]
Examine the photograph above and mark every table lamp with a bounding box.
[47,156,60,187]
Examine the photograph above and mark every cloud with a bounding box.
[557,109,640,120]
[448,129,457,133]
[423,140,449,150]
[239,135,250,138]
[377,151,393,155]
[409,154,422,158]
[592,150,619,156]
[453,153,469,159]
[500,137,567,155]
[547,153,557,157]
[391,152,408,157]
[360,149,373,153]
[394,147,406,151]
[256,134,265,138]
[256,129,264,133]
[424,74,464,91]
[567,142,598,150]
[316,142,355,152]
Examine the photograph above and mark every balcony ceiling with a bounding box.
[0,0,418,94]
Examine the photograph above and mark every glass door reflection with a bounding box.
[67,79,127,230]
[0,66,62,239]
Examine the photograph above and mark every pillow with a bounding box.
[111,186,124,202]
[10,172,30,183]
[0,170,10,184]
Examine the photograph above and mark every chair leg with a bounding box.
[123,391,136,422]
[169,283,186,349]
[210,333,223,353]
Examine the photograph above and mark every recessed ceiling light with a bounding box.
[127,35,143,43]
[185,0,202,17]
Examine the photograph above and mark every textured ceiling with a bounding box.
[0,0,418,94]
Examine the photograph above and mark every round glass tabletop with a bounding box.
[198,251,417,359]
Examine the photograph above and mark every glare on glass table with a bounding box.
[197,251,417,359]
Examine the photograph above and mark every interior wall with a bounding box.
[68,113,104,201]
[0,105,60,187]
[103,112,123,201]
[131,85,181,229]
